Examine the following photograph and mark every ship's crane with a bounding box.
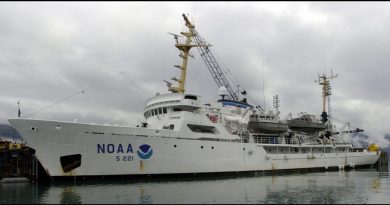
[170,14,261,110]
[333,128,364,134]
[192,34,239,101]
[331,117,364,135]
[181,14,240,101]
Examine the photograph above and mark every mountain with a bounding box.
[0,124,22,141]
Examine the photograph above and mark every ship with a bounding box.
[8,14,380,180]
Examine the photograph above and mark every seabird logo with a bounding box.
[137,144,153,160]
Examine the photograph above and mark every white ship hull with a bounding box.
[9,119,380,178]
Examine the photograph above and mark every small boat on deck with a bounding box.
[287,113,327,134]
[248,111,288,134]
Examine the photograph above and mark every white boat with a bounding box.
[9,14,380,180]
[287,112,327,134]
[248,111,289,134]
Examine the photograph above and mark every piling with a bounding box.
[375,151,388,171]
[0,140,36,182]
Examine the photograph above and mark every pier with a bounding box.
[375,151,389,171]
[0,140,37,182]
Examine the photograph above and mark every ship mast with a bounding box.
[167,14,201,94]
[315,71,337,123]
[273,94,280,117]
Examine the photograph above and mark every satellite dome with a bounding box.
[218,87,228,97]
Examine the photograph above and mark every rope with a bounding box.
[22,46,167,118]
[23,73,116,118]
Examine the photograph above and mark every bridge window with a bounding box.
[184,95,197,100]
[163,107,167,114]
[158,108,162,115]
[173,108,182,112]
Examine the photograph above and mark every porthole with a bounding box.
[31,126,38,131]
[174,144,177,148]
[211,146,214,149]
[201,146,204,149]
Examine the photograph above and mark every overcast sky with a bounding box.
[1,2,390,147]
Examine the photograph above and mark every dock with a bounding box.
[0,140,37,182]
[375,151,389,171]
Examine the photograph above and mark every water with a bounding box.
[1,169,389,204]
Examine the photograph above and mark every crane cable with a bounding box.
[195,31,261,106]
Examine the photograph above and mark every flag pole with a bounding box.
[18,100,21,118]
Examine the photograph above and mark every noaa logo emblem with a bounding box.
[137,144,153,160]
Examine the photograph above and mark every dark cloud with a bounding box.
[1,2,390,147]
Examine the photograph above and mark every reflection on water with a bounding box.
[0,182,39,204]
[59,187,81,204]
[1,169,389,204]
[139,185,153,204]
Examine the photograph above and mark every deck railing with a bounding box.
[253,136,280,144]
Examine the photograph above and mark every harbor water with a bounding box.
[1,168,389,204]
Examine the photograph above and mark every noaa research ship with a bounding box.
[9,14,380,180]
